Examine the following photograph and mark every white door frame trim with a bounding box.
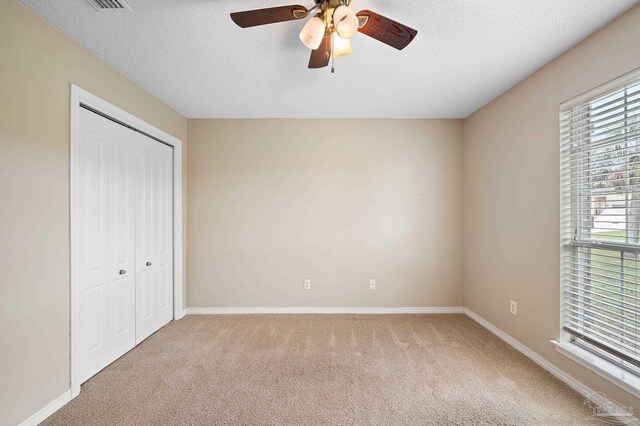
[70,84,184,397]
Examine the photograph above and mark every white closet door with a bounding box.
[76,108,136,383]
[135,133,174,343]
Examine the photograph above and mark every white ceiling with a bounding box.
[19,0,637,118]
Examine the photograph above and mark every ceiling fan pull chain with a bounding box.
[331,35,335,73]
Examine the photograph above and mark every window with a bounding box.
[560,74,640,375]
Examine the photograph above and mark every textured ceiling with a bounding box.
[19,0,638,118]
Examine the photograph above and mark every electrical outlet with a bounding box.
[304,279,311,290]
[510,300,517,315]
[369,279,376,290]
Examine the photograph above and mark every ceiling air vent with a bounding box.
[86,0,132,11]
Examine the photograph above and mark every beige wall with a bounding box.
[188,119,463,308]
[0,1,187,424]
[463,5,640,409]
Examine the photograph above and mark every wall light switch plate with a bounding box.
[510,300,517,315]
[304,279,311,290]
[369,279,376,290]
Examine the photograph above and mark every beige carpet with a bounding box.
[45,315,612,425]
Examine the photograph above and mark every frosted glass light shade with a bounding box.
[333,34,352,57]
[333,5,358,39]
[299,16,326,50]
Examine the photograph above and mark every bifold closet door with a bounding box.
[76,108,174,383]
[76,108,136,383]
[135,133,174,343]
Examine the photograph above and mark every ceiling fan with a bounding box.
[230,0,417,71]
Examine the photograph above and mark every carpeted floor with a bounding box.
[44,314,611,425]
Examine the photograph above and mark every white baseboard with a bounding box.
[18,390,72,426]
[464,308,639,426]
[185,306,464,315]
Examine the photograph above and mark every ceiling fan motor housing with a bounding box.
[315,0,344,6]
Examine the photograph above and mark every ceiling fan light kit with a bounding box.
[299,14,326,50]
[230,0,417,71]
[333,34,352,57]
[333,5,359,39]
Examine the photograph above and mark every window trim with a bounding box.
[558,67,640,395]
[560,67,640,110]
[552,340,640,398]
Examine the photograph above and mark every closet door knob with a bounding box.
[119,270,126,275]
[146,262,152,266]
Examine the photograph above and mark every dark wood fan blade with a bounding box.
[308,36,332,69]
[356,10,417,50]
[231,5,307,28]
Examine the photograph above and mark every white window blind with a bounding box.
[561,76,640,373]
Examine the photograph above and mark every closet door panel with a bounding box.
[136,146,155,343]
[155,147,173,324]
[76,108,136,383]
[81,129,108,358]
[77,113,110,382]
[107,139,136,358]
[135,135,173,343]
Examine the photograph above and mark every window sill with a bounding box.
[552,340,640,399]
